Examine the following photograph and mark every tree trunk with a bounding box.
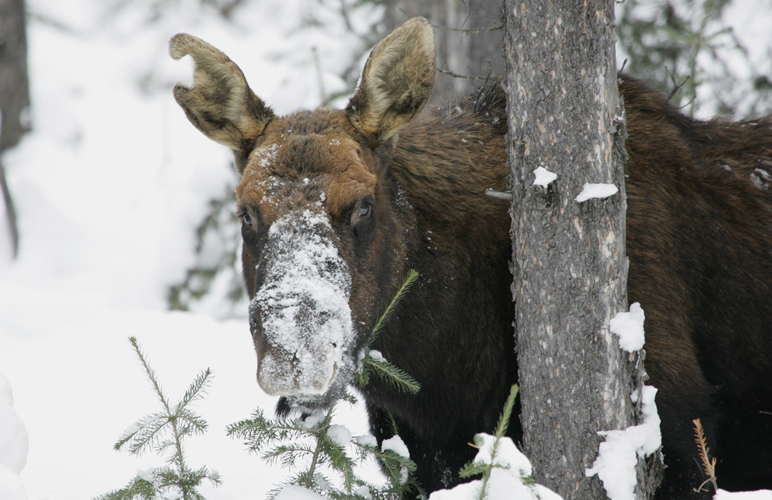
[0,0,30,258]
[503,1,659,498]
[384,0,504,105]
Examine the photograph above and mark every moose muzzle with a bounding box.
[250,209,353,397]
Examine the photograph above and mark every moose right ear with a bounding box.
[170,33,273,170]
[346,17,435,143]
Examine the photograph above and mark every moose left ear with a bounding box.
[170,33,274,171]
[346,17,435,142]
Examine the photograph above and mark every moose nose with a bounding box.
[248,208,354,398]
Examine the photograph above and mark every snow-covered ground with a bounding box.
[1,0,772,499]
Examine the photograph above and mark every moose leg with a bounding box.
[645,335,720,500]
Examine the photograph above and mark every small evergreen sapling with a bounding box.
[459,384,526,500]
[228,394,418,499]
[229,270,423,499]
[95,337,221,500]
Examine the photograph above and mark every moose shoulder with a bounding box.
[170,17,772,499]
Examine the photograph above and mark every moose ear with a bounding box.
[169,33,273,168]
[346,17,435,142]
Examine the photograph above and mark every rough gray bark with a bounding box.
[384,0,504,105]
[0,0,30,258]
[503,1,660,499]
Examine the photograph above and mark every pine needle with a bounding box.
[692,418,718,493]
[369,269,419,343]
[364,357,421,394]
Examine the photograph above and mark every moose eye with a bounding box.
[350,199,375,236]
[240,211,253,227]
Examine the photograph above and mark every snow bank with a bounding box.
[0,373,28,500]
[714,489,772,499]
[429,433,562,500]
[585,386,661,500]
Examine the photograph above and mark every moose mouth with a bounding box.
[250,209,355,407]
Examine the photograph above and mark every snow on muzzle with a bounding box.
[250,209,354,398]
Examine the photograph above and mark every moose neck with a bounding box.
[364,104,517,441]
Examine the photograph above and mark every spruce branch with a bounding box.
[370,269,419,343]
[95,337,218,500]
[176,368,213,415]
[229,392,420,499]
[459,384,520,500]
[692,418,718,493]
[363,357,420,394]
[128,337,171,413]
[356,269,421,394]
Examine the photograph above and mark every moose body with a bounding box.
[170,18,772,499]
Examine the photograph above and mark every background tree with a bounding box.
[0,0,30,259]
[503,1,660,499]
[616,0,772,118]
[383,0,504,105]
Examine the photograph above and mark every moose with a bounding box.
[170,17,772,499]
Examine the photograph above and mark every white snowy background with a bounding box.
[1,0,772,499]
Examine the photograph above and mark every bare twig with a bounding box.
[0,160,18,258]
[437,68,488,81]
[485,188,513,201]
[311,47,327,107]
[429,23,503,33]
[666,67,691,103]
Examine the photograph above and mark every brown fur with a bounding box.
[622,75,772,497]
[171,18,772,499]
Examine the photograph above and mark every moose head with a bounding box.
[170,18,436,410]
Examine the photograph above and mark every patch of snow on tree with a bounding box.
[275,484,327,500]
[429,433,562,500]
[327,424,352,448]
[381,435,410,484]
[585,386,662,500]
[533,166,557,188]
[301,410,328,430]
[610,302,645,352]
[574,183,619,202]
[381,435,410,458]
[368,349,385,362]
[355,434,377,448]
[354,485,373,499]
